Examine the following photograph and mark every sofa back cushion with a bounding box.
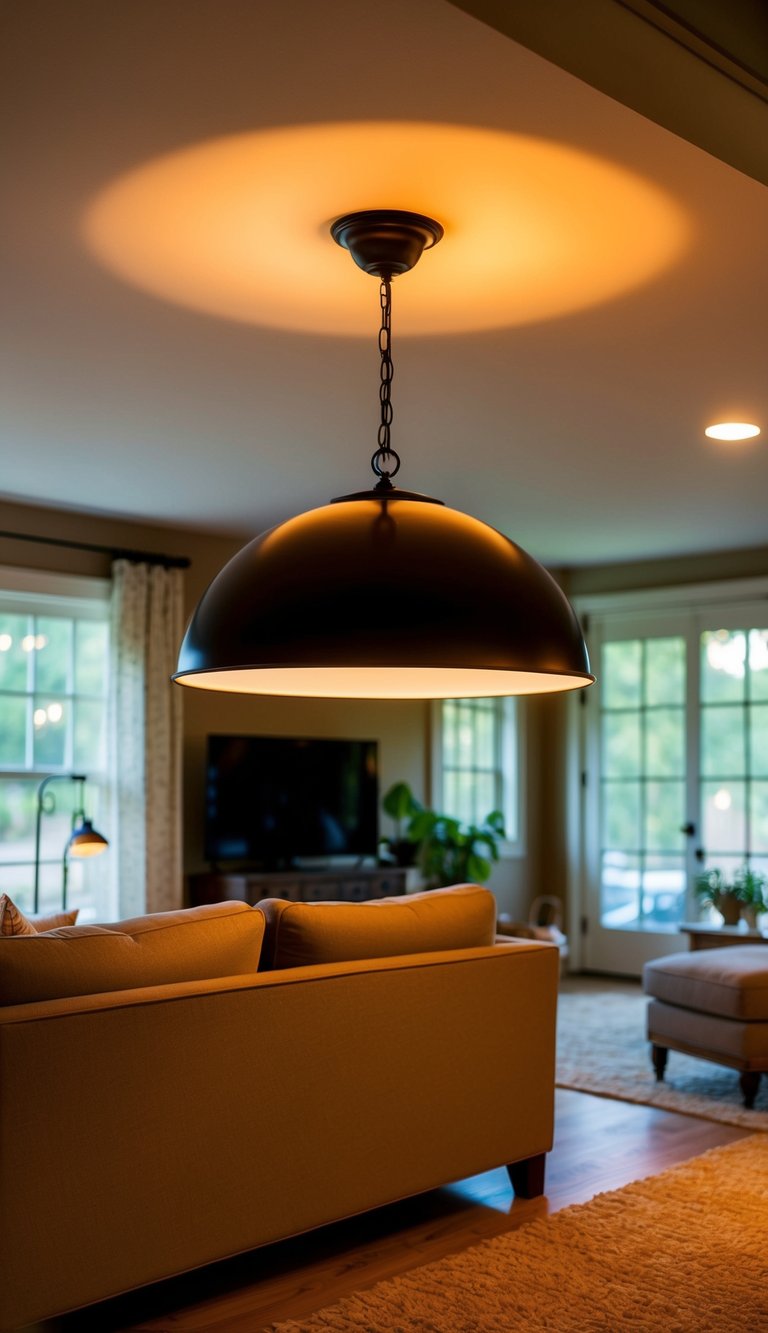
[258,884,496,970]
[0,901,264,1006]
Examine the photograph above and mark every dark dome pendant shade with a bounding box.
[174,210,594,699]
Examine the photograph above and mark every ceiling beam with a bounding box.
[448,0,768,187]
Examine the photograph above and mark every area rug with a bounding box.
[268,1136,768,1331]
[556,980,768,1130]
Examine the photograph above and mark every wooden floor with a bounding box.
[46,1088,751,1333]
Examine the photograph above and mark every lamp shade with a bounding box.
[174,490,593,699]
[68,819,109,859]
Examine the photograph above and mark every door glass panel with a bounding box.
[603,641,641,708]
[645,708,684,777]
[702,779,746,852]
[701,630,746,703]
[645,638,685,705]
[750,705,768,777]
[750,781,768,852]
[645,780,685,850]
[602,780,641,849]
[599,635,686,934]
[749,630,768,698]
[701,705,745,777]
[603,712,641,777]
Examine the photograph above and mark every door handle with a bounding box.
[680,823,696,836]
[694,847,705,862]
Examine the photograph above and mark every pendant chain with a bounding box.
[371,277,401,486]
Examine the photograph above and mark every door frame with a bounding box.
[567,576,768,975]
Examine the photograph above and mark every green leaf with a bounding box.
[382,782,419,821]
[466,852,491,883]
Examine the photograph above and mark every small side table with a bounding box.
[680,922,768,951]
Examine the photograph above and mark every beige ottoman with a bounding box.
[643,947,768,1108]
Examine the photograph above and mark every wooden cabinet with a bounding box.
[189,866,407,907]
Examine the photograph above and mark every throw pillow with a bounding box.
[0,894,79,937]
[258,883,497,970]
[0,901,265,1006]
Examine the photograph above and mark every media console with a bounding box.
[188,865,408,907]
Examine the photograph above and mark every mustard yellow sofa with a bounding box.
[0,887,558,1330]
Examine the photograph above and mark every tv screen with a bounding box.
[205,735,379,867]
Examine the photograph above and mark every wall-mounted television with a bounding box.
[205,735,379,869]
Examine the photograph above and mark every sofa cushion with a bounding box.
[0,894,79,937]
[258,884,496,970]
[643,947,768,1022]
[0,901,265,1005]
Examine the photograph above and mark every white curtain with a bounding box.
[108,560,184,917]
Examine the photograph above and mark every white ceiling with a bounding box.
[2,0,767,567]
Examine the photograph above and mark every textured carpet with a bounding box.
[556,980,768,1130]
[269,1136,768,1331]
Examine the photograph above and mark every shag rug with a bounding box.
[556,979,768,1130]
[268,1136,768,1331]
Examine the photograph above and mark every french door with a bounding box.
[581,600,768,975]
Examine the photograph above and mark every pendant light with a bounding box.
[174,210,593,699]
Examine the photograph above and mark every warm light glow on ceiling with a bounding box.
[705,422,761,441]
[83,121,688,336]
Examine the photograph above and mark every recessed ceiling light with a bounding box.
[705,422,761,441]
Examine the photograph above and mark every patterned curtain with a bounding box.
[108,560,184,917]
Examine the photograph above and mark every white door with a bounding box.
[581,603,768,975]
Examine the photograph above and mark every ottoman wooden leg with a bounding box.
[739,1071,761,1109]
[651,1044,668,1082]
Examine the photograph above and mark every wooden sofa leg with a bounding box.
[740,1071,761,1109]
[651,1044,668,1082]
[507,1152,546,1198]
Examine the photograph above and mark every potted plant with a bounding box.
[380,781,506,887]
[379,781,423,868]
[694,865,767,928]
[733,865,768,929]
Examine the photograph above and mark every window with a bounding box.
[433,697,522,851]
[0,567,111,920]
[578,578,768,973]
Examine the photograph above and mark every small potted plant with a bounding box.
[732,865,768,929]
[694,864,768,928]
[379,781,423,868]
[694,867,741,926]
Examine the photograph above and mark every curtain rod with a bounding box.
[0,528,190,570]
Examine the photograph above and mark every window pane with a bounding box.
[602,780,640,850]
[701,705,744,777]
[603,641,641,709]
[642,854,685,928]
[442,702,458,768]
[33,698,68,768]
[645,780,685,851]
[75,621,108,696]
[0,614,29,690]
[473,706,495,768]
[645,708,684,778]
[33,617,72,694]
[701,630,746,703]
[750,705,768,778]
[751,782,768,853]
[702,779,745,851]
[0,696,27,766]
[473,773,495,819]
[0,778,37,862]
[601,851,640,927]
[602,711,641,778]
[749,630,768,700]
[73,700,107,770]
[645,638,685,706]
